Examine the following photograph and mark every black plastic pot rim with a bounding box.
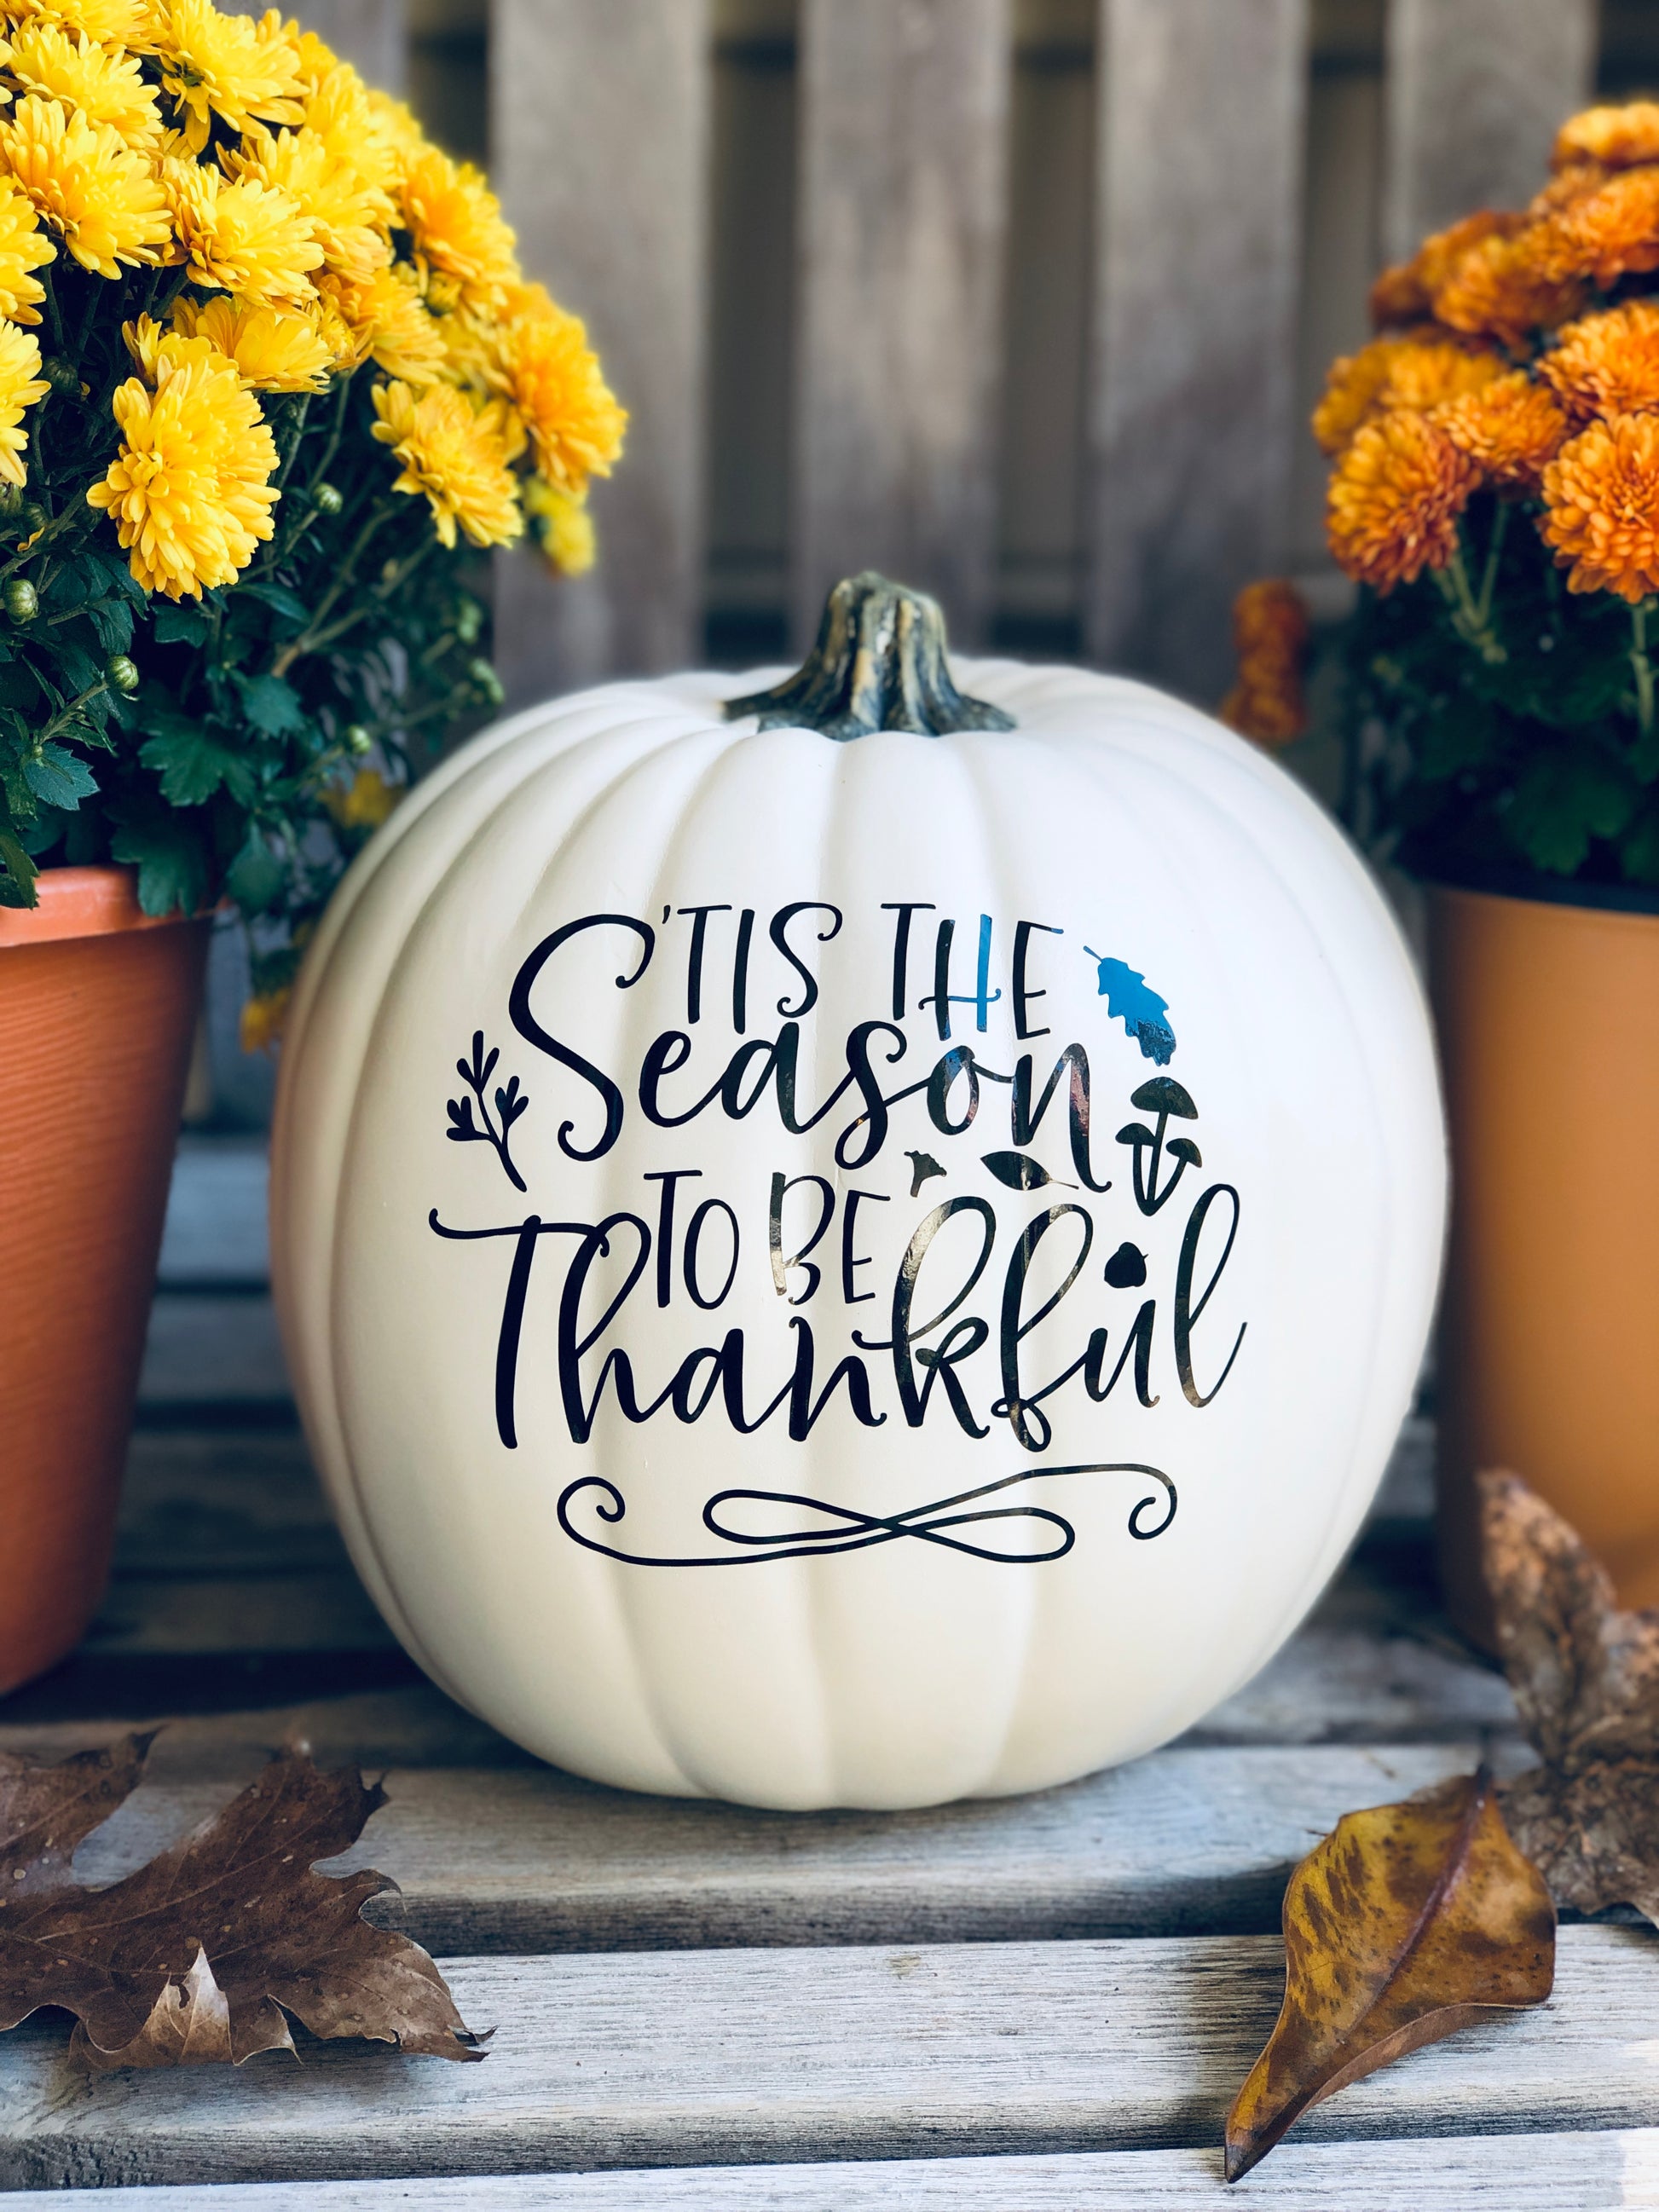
[1420,858,1659,919]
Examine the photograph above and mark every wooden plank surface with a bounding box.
[1,1928,1655,2187]
[7,2127,1657,2207]
[1381,0,1597,263]
[793,0,1014,650]
[1084,0,1307,703]
[489,0,711,700]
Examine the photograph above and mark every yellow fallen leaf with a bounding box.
[1224,1768,1554,2182]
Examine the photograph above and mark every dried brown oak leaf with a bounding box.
[1483,1467,1659,1924]
[1224,1768,1554,2183]
[0,1736,484,2071]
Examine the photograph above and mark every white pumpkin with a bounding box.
[272,575,1444,1811]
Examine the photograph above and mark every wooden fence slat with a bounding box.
[55,1743,1481,1951]
[793,0,1014,651]
[1084,0,1307,703]
[1,1928,1655,2187]
[7,2127,1658,2209]
[1381,0,1597,265]
[488,0,711,702]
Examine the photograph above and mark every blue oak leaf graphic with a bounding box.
[1084,949,1176,1065]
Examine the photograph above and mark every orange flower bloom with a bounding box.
[1532,166,1659,291]
[1219,580,1309,748]
[1311,333,1503,455]
[1541,413,1659,601]
[1542,299,1659,423]
[1433,226,1586,350]
[1552,101,1659,173]
[1433,371,1569,486]
[1327,411,1479,593]
[1368,210,1521,330]
[1529,160,1608,217]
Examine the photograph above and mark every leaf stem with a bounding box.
[1632,600,1657,777]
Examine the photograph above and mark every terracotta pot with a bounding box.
[0,867,210,1695]
[1431,879,1659,1644]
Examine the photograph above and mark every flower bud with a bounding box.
[454,597,483,644]
[312,481,344,516]
[468,656,505,707]
[106,654,140,695]
[4,579,38,623]
[42,357,80,396]
[344,723,373,755]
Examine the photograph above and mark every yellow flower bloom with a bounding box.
[164,156,322,302]
[0,319,49,486]
[370,378,523,550]
[1327,410,1478,593]
[3,0,153,48]
[0,176,54,323]
[173,291,332,391]
[399,146,518,313]
[1219,579,1309,748]
[324,765,398,829]
[121,307,167,378]
[1433,371,1569,487]
[89,338,280,597]
[1,23,161,149]
[1540,413,1659,602]
[303,61,400,202]
[232,123,391,285]
[523,473,594,576]
[483,286,626,494]
[240,984,291,1054]
[1552,101,1659,175]
[152,0,304,153]
[363,86,430,183]
[1542,299,1659,424]
[319,261,445,382]
[0,92,169,276]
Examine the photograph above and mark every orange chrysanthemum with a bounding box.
[1433,226,1587,350]
[1369,211,1523,330]
[1433,370,1569,486]
[1542,299,1659,424]
[1219,580,1309,748]
[1532,166,1659,291]
[1529,160,1609,217]
[1552,101,1659,174]
[1540,413,1659,601]
[1327,410,1479,593]
[1312,333,1503,455]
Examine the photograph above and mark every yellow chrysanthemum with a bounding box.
[0,176,54,323]
[317,260,444,382]
[1540,413,1659,602]
[232,124,392,285]
[257,11,337,100]
[89,337,279,596]
[324,765,397,829]
[1311,333,1502,455]
[151,0,303,153]
[1219,578,1309,748]
[1541,300,1659,424]
[165,157,321,302]
[363,87,430,183]
[0,24,160,149]
[523,473,594,576]
[399,146,518,313]
[482,286,626,494]
[1368,210,1523,330]
[370,378,522,550]
[1327,410,1479,593]
[121,308,167,378]
[0,319,49,486]
[240,984,291,1053]
[1552,101,1659,174]
[303,61,399,201]
[2,0,153,48]
[0,93,169,276]
[1433,371,1569,486]
[1433,224,1587,350]
[172,292,332,391]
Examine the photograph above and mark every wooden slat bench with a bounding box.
[0,1141,1653,2203]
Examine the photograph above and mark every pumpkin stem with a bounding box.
[723,571,1015,740]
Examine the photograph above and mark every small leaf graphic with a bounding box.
[980,1151,1073,1192]
[1223,1770,1554,2181]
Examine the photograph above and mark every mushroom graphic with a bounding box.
[1103,1240,1148,1288]
[1115,1077,1202,1216]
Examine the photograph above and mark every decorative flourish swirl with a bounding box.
[555,1462,1176,1568]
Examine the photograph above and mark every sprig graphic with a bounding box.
[446,1031,529,1192]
